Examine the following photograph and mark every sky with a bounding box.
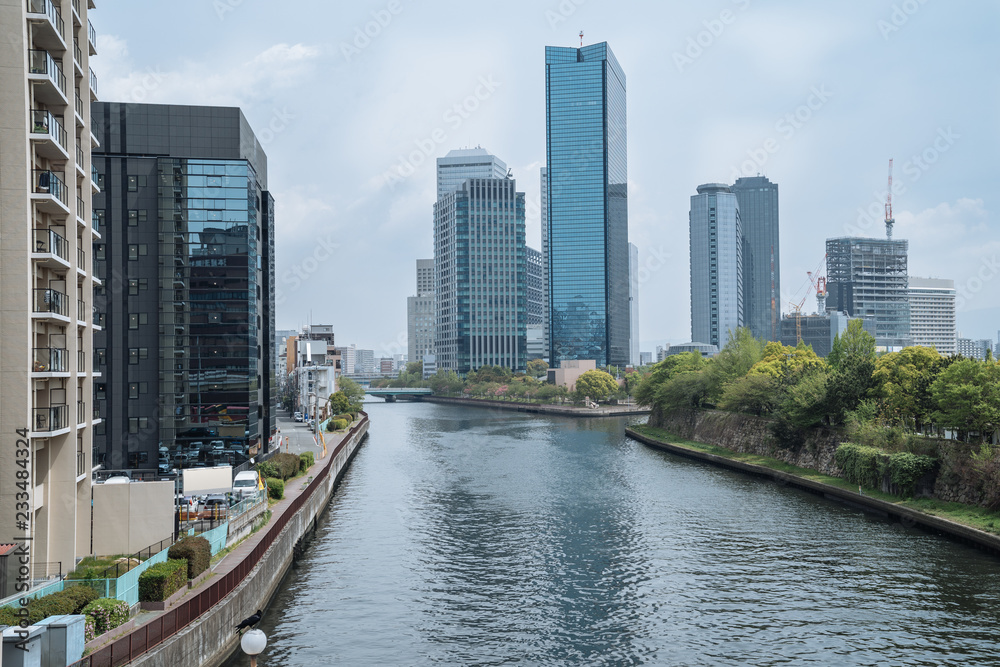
[91,0,1000,356]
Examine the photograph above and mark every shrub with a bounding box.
[299,451,315,472]
[266,477,284,500]
[84,617,96,643]
[0,584,100,625]
[273,452,301,480]
[82,597,130,636]
[835,443,889,489]
[332,419,349,431]
[334,413,353,423]
[887,451,936,496]
[256,460,279,480]
[138,559,188,603]
[62,584,100,613]
[168,536,211,579]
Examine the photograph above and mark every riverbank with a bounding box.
[627,424,1000,558]
[421,395,649,417]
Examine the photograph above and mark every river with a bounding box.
[229,401,1000,666]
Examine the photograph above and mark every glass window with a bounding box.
[127,175,138,192]
[129,383,138,399]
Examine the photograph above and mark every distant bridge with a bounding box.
[365,388,432,402]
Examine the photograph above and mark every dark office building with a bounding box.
[545,42,630,368]
[526,246,544,326]
[731,176,780,342]
[91,103,276,474]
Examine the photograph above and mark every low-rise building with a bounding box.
[547,360,597,392]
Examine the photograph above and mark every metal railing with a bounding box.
[78,246,85,270]
[75,90,83,118]
[33,288,68,316]
[77,195,85,219]
[74,39,82,67]
[77,451,86,476]
[78,348,85,371]
[32,169,67,204]
[77,400,86,425]
[33,227,68,258]
[93,255,101,279]
[33,347,67,373]
[28,0,64,40]
[30,109,67,151]
[92,210,101,234]
[87,19,96,51]
[88,66,98,96]
[33,404,67,432]
[91,163,98,186]
[78,298,86,321]
[28,49,66,96]
[71,0,78,18]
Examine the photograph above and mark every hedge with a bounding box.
[835,443,936,496]
[81,597,130,636]
[138,559,188,602]
[0,583,99,625]
[168,536,211,579]
[299,451,315,472]
[331,419,349,431]
[273,452,301,480]
[256,460,279,480]
[334,413,353,423]
[266,477,284,500]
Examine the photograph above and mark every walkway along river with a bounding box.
[229,401,1000,666]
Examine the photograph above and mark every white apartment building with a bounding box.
[908,277,956,355]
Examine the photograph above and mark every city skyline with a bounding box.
[89,1,1000,353]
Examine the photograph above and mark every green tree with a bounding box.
[704,327,766,400]
[575,369,619,402]
[337,377,366,411]
[748,340,825,381]
[652,371,712,413]
[930,358,1000,440]
[827,319,876,371]
[406,361,423,376]
[328,391,350,415]
[717,373,779,416]
[467,365,513,385]
[825,319,878,423]
[872,346,945,430]
[429,369,464,395]
[634,352,708,407]
[527,359,549,378]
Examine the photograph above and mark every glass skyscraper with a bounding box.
[690,184,743,348]
[545,42,629,368]
[731,176,780,342]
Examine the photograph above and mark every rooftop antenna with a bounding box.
[579,30,584,47]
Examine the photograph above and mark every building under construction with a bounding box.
[825,237,911,350]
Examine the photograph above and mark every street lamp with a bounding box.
[240,629,267,666]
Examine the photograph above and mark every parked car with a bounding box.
[293,412,303,422]
[199,494,230,519]
[209,440,226,450]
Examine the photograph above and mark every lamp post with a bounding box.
[240,629,267,666]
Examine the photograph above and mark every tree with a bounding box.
[429,369,463,395]
[406,361,423,376]
[575,369,619,402]
[827,319,876,371]
[337,377,366,411]
[652,371,712,413]
[704,327,766,401]
[747,340,825,381]
[825,319,878,423]
[527,359,549,378]
[634,352,708,407]
[872,346,945,430]
[930,358,1000,440]
[328,391,350,415]
[717,373,779,416]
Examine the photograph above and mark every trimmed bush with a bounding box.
[0,584,99,625]
[835,443,936,496]
[273,452,301,480]
[84,617,96,643]
[138,559,188,603]
[299,451,315,472]
[334,413,353,423]
[256,460,279,480]
[888,451,936,496]
[168,536,211,579]
[81,597,130,636]
[332,419,349,431]
[266,477,284,500]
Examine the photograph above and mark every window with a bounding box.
[139,382,147,394]
[138,417,149,429]
[127,175,138,192]
[129,383,138,399]
[129,314,138,329]
[95,383,106,400]
[139,244,148,256]
[128,280,138,295]
[139,313,148,325]
[128,245,138,261]
[95,245,105,260]
[129,348,138,364]
[139,347,148,359]
[128,418,138,433]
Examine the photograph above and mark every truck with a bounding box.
[232,470,261,499]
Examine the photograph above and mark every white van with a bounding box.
[232,470,260,499]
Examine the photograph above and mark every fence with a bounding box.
[113,545,171,607]
[69,412,369,667]
[188,522,229,556]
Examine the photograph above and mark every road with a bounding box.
[273,410,325,458]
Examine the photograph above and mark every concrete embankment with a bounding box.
[627,427,1000,558]
[421,395,649,418]
[127,416,370,667]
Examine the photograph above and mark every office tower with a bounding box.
[92,102,276,473]
[436,147,507,200]
[826,237,910,350]
[0,0,100,582]
[407,259,435,366]
[908,278,956,355]
[434,159,527,373]
[545,42,629,368]
[539,167,550,359]
[731,176,780,341]
[690,184,743,348]
[526,247,545,360]
[629,242,640,366]
[639,351,652,366]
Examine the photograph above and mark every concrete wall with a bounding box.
[91,481,173,555]
[131,418,369,667]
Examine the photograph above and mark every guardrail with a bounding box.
[70,411,369,666]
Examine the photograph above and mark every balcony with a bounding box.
[32,347,68,375]
[76,195,86,225]
[33,404,68,435]
[77,451,86,477]
[92,256,102,284]
[93,404,101,424]
[74,90,84,126]
[77,246,86,277]
[75,145,85,178]
[78,349,85,374]
[77,298,86,323]
[88,66,98,100]
[73,39,83,76]
[31,169,69,217]
[32,288,69,322]
[77,401,87,426]
[32,228,70,270]
[91,163,99,193]
[71,0,80,25]
[87,19,96,55]
[92,209,101,236]
[93,306,104,329]
[28,50,67,106]
[29,109,69,161]
[26,0,66,51]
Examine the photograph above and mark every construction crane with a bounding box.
[807,253,828,314]
[885,158,894,240]
[788,297,807,344]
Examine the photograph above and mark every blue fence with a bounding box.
[115,546,171,607]
[188,522,229,556]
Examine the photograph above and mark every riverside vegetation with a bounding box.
[634,322,1000,523]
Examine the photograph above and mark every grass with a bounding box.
[630,424,1000,536]
[67,555,142,580]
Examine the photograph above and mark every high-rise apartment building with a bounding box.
[629,242,640,366]
[545,42,629,367]
[407,259,435,366]
[92,102,276,472]
[434,160,527,373]
[731,176,780,342]
[826,237,910,350]
[690,184,743,348]
[436,147,507,201]
[539,167,550,358]
[0,0,101,577]
[908,277,956,355]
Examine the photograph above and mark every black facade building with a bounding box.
[92,103,276,475]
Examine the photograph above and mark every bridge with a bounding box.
[365,388,432,402]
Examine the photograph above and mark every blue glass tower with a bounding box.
[545,42,629,368]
